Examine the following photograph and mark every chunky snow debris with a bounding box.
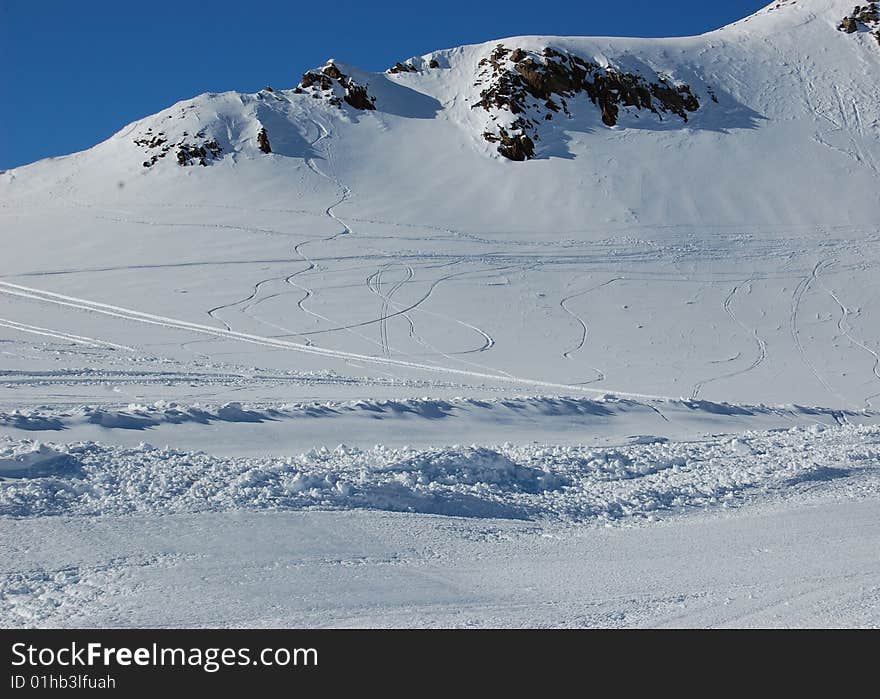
[1,425,877,521]
[0,440,76,479]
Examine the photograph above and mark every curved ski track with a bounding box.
[367,263,517,379]
[690,279,767,400]
[0,280,675,400]
[559,276,620,385]
[789,260,848,404]
[814,262,880,408]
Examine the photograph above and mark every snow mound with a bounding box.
[0,438,78,479]
[0,396,868,434]
[1,425,877,521]
[378,446,565,491]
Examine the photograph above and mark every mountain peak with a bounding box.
[4,0,879,227]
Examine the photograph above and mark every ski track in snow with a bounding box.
[366,265,412,358]
[282,118,355,333]
[297,154,504,366]
[691,279,767,400]
[789,260,848,405]
[283,262,521,344]
[559,276,620,384]
[203,118,372,356]
[272,118,454,367]
[374,276,519,383]
[814,263,880,409]
[193,117,423,372]
[203,119,350,345]
[379,270,506,371]
[0,318,136,352]
[0,280,673,400]
[365,262,499,367]
[206,276,278,332]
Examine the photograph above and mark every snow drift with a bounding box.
[2,424,877,521]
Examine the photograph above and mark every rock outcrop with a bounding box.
[387,57,445,73]
[134,129,171,168]
[135,127,222,168]
[387,61,418,74]
[497,130,535,161]
[176,136,222,167]
[343,84,374,110]
[472,44,701,161]
[257,127,272,154]
[838,3,880,44]
[294,61,377,111]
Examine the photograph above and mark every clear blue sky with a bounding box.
[0,0,767,169]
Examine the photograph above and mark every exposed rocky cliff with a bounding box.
[837,2,880,43]
[294,61,377,111]
[135,125,223,168]
[472,44,700,160]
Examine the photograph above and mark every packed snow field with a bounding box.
[2,0,880,626]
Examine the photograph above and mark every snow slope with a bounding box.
[2,0,879,407]
[2,0,880,627]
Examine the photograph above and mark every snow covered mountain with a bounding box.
[4,0,879,232]
[3,0,879,404]
[3,1,880,628]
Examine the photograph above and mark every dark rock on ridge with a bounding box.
[257,127,272,154]
[473,43,701,160]
[343,84,376,110]
[388,62,418,74]
[838,3,880,43]
[135,126,222,168]
[176,136,222,167]
[297,62,377,111]
[497,130,535,161]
